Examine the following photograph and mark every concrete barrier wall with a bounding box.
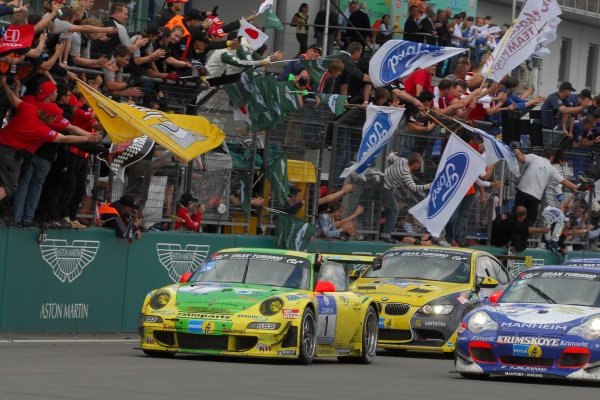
[0,227,568,333]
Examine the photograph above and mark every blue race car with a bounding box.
[564,258,600,267]
[455,265,600,381]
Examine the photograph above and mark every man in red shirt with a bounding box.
[0,76,101,206]
[403,64,436,97]
[174,193,204,231]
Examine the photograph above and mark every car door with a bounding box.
[315,261,360,347]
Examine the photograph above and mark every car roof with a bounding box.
[564,257,600,265]
[321,253,377,262]
[526,264,600,273]
[383,245,480,255]
[217,248,314,259]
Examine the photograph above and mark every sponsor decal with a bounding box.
[513,344,542,357]
[188,319,204,333]
[143,336,156,345]
[248,322,280,330]
[501,365,548,373]
[336,348,351,356]
[40,239,100,283]
[386,250,469,260]
[156,243,210,282]
[504,372,544,378]
[238,314,269,321]
[277,350,297,356]
[256,343,272,352]
[285,294,307,301]
[178,312,231,319]
[234,289,253,295]
[339,295,349,305]
[472,336,497,342]
[423,320,447,327]
[497,336,560,346]
[202,321,215,334]
[230,254,284,262]
[559,340,588,347]
[500,322,568,331]
[39,303,89,319]
[456,295,469,305]
[282,309,300,319]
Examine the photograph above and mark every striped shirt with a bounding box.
[383,154,431,193]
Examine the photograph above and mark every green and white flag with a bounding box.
[274,213,316,251]
[266,152,289,206]
[317,93,347,116]
[264,9,283,30]
[238,172,253,213]
[299,59,331,87]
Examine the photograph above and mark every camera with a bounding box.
[297,76,308,87]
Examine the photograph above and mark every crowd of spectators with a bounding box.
[0,0,599,254]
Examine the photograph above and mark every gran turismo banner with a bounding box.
[410,134,487,238]
[340,104,404,178]
[369,40,466,87]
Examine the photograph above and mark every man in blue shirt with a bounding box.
[540,82,592,132]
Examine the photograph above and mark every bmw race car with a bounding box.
[138,248,378,364]
[351,246,508,355]
[456,265,600,381]
[321,253,377,281]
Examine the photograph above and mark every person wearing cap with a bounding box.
[540,81,593,132]
[0,76,101,214]
[276,44,320,82]
[281,187,305,216]
[98,194,143,240]
[154,0,188,27]
[174,193,204,232]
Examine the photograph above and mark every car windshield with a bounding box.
[323,260,373,274]
[190,252,312,290]
[362,249,472,284]
[501,269,600,307]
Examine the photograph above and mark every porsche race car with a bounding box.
[456,265,600,381]
[351,246,509,355]
[138,248,378,364]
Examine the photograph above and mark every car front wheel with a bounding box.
[297,308,316,364]
[338,305,378,364]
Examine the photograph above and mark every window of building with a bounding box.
[586,43,598,89]
[558,38,572,82]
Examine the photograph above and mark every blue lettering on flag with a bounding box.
[428,152,469,219]
[355,111,393,173]
[380,42,444,85]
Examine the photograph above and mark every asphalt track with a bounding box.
[0,336,598,400]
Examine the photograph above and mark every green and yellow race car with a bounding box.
[350,246,509,355]
[138,248,378,364]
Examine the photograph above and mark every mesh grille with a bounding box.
[384,303,411,315]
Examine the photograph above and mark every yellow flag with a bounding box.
[76,80,225,162]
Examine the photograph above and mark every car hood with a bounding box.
[175,282,301,314]
[493,303,600,336]
[351,277,468,306]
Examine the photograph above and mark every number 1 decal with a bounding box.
[316,295,337,344]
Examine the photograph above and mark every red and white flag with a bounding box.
[0,25,35,55]
[239,19,269,50]
[257,0,274,15]
[233,105,252,126]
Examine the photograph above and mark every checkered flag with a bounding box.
[98,136,155,182]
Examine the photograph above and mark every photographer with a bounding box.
[174,193,204,232]
[98,195,143,240]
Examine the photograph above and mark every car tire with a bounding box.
[297,308,316,365]
[338,305,378,364]
[142,350,175,358]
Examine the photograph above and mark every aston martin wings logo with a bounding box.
[40,240,100,283]
[156,244,210,282]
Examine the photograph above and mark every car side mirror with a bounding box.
[478,276,499,289]
[179,272,192,283]
[349,269,362,281]
[489,290,503,304]
[314,280,336,293]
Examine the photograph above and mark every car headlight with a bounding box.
[419,304,454,315]
[567,317,600,340]
[467,311,497,333]
[149,291,171,310]
[259,298,284,316]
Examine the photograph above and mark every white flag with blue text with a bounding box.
[457,121,521,177]
[409,134,487,238]
[340,104,404,178]
[369,40,467,87]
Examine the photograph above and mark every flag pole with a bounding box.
[323,0,331,56]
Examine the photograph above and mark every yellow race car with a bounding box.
[350,246,508,355]
[321,253,377,281]
[138,248,379,364]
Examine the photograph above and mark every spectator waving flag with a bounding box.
[457,121,521,177]
[0,25,35,56]
[274,213,316,251]
[257,0,274,15]
[482,0,562,81]
[409,134,487,238]
[369,40,466,87]
[77,80,225,162]
[340,104,405,178]
[239,19,269,50]
[317,94,347,116]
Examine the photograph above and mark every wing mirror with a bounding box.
[314,280,336,293]
[488,290,503,304]
[349,269,363,281]
[179,272,193,283]
[477,276,499,289]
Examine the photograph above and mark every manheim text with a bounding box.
[40,303,89,319]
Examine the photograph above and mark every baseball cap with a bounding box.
[308,44,323,55]
[119,195,140,210]
[67,94,84,108]
[180,193,199,205]
[579,88,592,99]
[559,81,576,92]
[185,8,203,21]
[39,102,64,118]
[143,23,160,36]
[36,81,58,101]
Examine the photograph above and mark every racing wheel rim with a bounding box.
[364,310,378,356]
[301,312,316,357]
